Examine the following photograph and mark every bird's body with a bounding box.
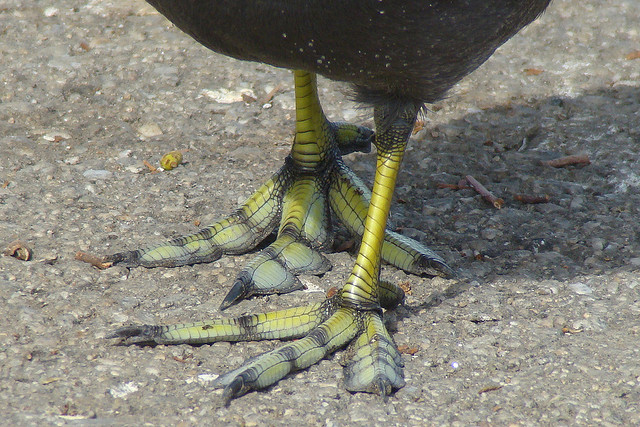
[148,0,549,104]
[108,0,552,402]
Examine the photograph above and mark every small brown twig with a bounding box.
[143,159,158,173]
[543,154,590,168]
[259,83,284,105]
[465,175,504,209]
[75,251,112,269]
[478,385,503,395]
[514,194,550,204]
[436,182,471,191]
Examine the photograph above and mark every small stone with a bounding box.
[64,156,80,165]
[42,131,71,142]
[201,88,256,104]
[569,282,593,295]
[43,7,59,17]
[481,228,498,240]
[83,169,113,180]
[590,238,605,251]
[569,196,585,210]
[109,382,139,399]
[137,122,163,138]
[125,165,144,174]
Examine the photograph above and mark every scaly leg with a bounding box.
[103,72,450,309]
[111,98,424,402]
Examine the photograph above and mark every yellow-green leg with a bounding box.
[103,71,450,310]
[110,87,434,402]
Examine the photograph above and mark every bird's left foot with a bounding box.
[109,280,406,404]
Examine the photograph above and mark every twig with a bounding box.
[437,182,471,190]
[465,175,504,209]
[478,385,503,394]
[143,160,158,173]
[75,251,112,269]
[514,194,550,204]
[543,154,590,168]
[259,83,284,105]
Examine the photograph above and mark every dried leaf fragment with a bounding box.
[326,286,340,298]
[3,240,32,261]
[75,251,112,269]
[514,194,550,204]
[398,281,412,295]
[543,154,590,168]
[412,119,425,134]
[524,68,544,76]
[436,182,471,191]
[625,50,640,60]
[397,345,419,355]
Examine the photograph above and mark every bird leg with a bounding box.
[110,95,432,402]
[104,71,451,310]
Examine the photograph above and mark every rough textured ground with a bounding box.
[1,1,639,425]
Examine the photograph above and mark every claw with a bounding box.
[333,122,374,155]
[220,272,260,310]
[221,375,247,406]
[106,324,159,340]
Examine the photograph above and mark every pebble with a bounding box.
[83,169,113,180]
[137,122,163,138]
[42,131,71,141]
[481,228,498,240]
[109,382,139,399]
[569,196,585,210]
[64,156,80,165]
[125,164,145,174]
[569,282,593,295]
[43,7,58,17]
[201,88,256,104]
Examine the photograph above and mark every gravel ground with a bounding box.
[1,1,639,425]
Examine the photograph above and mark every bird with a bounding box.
[106,0,552,403]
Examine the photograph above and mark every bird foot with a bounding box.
[109,280,406,404]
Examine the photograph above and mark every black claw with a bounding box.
[106,324,161,340]
[376,377,391,402]
[220,273,252,311]
[103,251,141,268]
[378,281,405,311]
[334,123,374,155]
[222,375,246,406]
[416,254,456,279]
